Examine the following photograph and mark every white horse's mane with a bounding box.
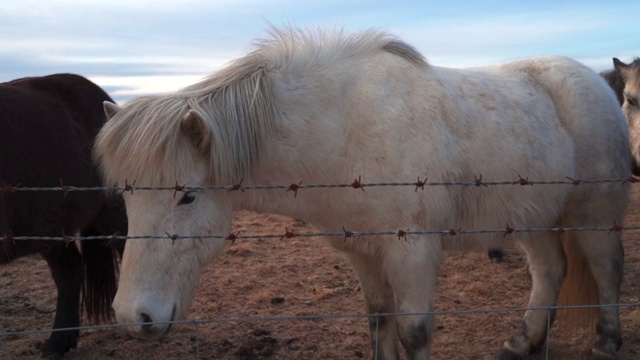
[94,27,427,187]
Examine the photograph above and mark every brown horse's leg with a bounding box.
[344,250,399,360]
[40,244,83,359]
[499,233,566,359]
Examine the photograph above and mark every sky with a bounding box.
[1,0,638,104]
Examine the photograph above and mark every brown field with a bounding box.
[2,186,640,360]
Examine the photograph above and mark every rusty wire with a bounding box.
[2,174,637,242]
[1,175,638,194]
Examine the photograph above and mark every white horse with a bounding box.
[94,28,630,360]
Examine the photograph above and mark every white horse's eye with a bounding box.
[178,191,196,205]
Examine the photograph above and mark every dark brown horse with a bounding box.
[0,74,127,359]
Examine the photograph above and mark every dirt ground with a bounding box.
[2,186,640,360]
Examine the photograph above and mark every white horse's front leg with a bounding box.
[385,237,442,360]
[344,250,399,360]
[499,234,566,359]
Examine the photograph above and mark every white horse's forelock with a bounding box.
[94,26,427,187]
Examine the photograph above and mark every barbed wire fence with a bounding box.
[2,175,640,359]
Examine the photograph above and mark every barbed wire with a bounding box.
[2,302,639,339]
[2,225,638,243]
[1,176,637,242]
[2,175,638,195]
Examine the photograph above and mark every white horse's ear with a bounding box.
[103,101,121,119]
[180,110,211,156]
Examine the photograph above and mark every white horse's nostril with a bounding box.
[140,313,153,333]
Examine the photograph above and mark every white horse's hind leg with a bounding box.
[344,250,399,360]
[574,232,624,359]
[561,191,625,360]
[499,234,566,359]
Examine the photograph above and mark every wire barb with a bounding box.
[414,177,427,192]
[121,179,136,194]
[442,228,462,237]
[107,232,120,249]
[59,179,70,199]
[351,175,365,191]
[2,231,15,246]
[503,224,517,237]
[609,222,623,234]
[342,226,354,241]
[565,176,581,185]
[514,175,533,186]
[165,232,179,244]
[1,182,20,194]
[472,174,487,187]
[173,182,186,198]
[61,231,73,247]
[280,227,297,240]
[397,229,409,240]
[228,178,245,192]
[226,231,241,244]
[286,181,302,197]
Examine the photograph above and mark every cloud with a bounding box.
[1,1,638,101]
[396,9,618,65]
[88,75,207,103]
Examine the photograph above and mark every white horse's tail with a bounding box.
[557,232,599,329]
